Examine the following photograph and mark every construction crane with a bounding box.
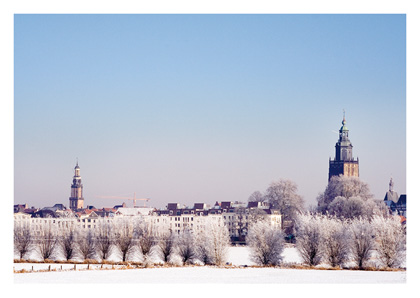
[96,192,151,207]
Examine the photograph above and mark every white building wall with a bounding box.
[14,211,281,238]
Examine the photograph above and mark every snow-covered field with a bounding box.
[13,265,406,283]
[14,246,406,283]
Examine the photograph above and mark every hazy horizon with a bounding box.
[14,14,406,210]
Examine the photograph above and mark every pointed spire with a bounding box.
[389,177,394,192]
[342,109,347,126]
[338,109,349,134]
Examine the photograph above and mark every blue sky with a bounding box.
[14,14,406,209]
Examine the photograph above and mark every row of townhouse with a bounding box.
[14,201,282,243]
[14,215,115,236]
[150,201,282,243]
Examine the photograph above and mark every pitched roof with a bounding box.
[115,207,153,216]
[220,202,232,209]
[398,194,406,205]
[384,190,399,203]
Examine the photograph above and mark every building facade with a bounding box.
[152,201,282,243]
[329,114,359,181]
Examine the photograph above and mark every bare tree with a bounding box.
[349,217,375,269]
[207,220,231,266]
[59,226,77,261]
[247,208,268,224]
[265,179,304,233]
[14,222,33,260]
[157,230,176,263]
[246,221,285,266]
[194,230,213,265]
[295,213,323,266]
[96,220,114,261]
[135,221,155,263]
[175,229,196,265]
[321,215,350,267]
[113,219,137,262]
[248,191,265,203]
[371,215,406,268]
[76,229,97,260]
[36,222,58,260]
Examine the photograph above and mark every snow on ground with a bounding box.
[13,246,405,283]
[14,266,406,283]
[227,245,302,265]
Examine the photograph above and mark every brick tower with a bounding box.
[328,113,359,181]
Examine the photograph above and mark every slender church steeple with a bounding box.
[389,177,394,192]
[328,113,359,181]
[335,112,353,161]
[69,161,84,210]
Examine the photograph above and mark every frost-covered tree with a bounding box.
[175,229,196,265]
[349,217,375,269]
[96,220,114,261]
[321,215,350,267]
[248,191,265,203]
[76,229,97,260]
[36,222,58,260]
[318,176,373,208]
[264,179,304,233]
[135,221,155,263]
[157,230,175,263]
[295,213,323,266]
[247,208,269,224]
[328,196,380,219]
[194,230,213,265]
[371,215,406,268]
[207,220,231,266]
[113,219,137,262]
[317,176,384,220]
[246,221,285,266]
[58,227,77,260]
[374,200,392,218]
[14,223,33,260]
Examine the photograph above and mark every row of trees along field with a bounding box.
[247,176,405,269]
[14,219,232,266]
[14,176,406,269]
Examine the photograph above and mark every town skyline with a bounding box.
[14,14,406,209]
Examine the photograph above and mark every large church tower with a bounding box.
[328,114,359,181]
[69,162,84,210]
